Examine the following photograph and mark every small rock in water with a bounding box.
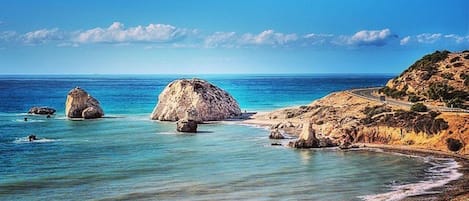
[269,128,285,139]
[176,120,197,133]
[28,106,56,115]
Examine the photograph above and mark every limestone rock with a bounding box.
[65,87,104,119]
[176,120,198,133]
[289,121,320,148]
[28,106,56,115]
[269,128,285,139]
[151,78,241,122]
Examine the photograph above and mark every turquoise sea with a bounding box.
[0,75,461,201]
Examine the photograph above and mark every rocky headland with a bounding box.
[244,50,469,155]
[65,87,104,119]
[243,50,469,200]
[151,78,241,122]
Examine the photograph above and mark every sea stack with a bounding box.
[151,78,241,122]
[65,87,104,119]
[288,121,320,148]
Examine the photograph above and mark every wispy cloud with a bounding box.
[239,30,298,46]
[204,32,237,48]
[1,22,468,49]
[22,28,64,44]
[0,31,17,42]
[416,33,442,44]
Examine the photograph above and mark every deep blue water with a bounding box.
[0,74,451,201]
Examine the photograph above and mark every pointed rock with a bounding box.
[289,121,320,148]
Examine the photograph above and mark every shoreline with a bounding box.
[240,104,469,201]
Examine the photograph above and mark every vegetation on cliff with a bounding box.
[384,50,469,109]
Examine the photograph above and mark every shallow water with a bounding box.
[0,75,459,200]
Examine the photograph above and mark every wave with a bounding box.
[13,137,60,144]
[12,119,46,123]
[359,157,462,201]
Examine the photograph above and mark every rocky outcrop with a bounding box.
[176,108,198,133]
[65,87,104,119]
[269,129,285,139]
[176,120,197,132]
[288,121,320,148]
[151,78,241,122]
[28,106,56,115]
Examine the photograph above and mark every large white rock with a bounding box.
[65,87,104,119]
[151,78,241,122]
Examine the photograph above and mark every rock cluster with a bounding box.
[28,107,56,115]
[65,87,104,119]
[151,78,241,122]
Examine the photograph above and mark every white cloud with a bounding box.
[400,36,411,45]
[74,22,189,43]
[348,28,396,46]
[416,33,441,44]
[240,30,298,46]
[22,28,63,44]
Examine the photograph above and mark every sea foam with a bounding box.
[359,157,462,201]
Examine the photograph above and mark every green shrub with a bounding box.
[441,73,454,80]
[399,50,450,77]
[449,56,460,63]
[427,83,453,101]
[379,86,407,99]
[446,138,463,152]
[445,97,465,109]
[453,62,464,67]
[408,95,424,102]
[411,103,428,112]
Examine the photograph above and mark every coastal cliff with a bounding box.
[246,50,469,156]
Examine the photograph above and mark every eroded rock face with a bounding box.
[151,78,241,122]
[65,87,104,119]
[28,107,56,115]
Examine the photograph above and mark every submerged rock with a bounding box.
[65,87,104,119]
[151,78,241,122]
[28,106,56,115]
[288,121,320,148]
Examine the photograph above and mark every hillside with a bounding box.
[244,50,469,156]
[383,50,469,109]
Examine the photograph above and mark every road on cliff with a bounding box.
[347,87,469,113]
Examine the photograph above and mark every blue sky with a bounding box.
[0,0,468,74]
